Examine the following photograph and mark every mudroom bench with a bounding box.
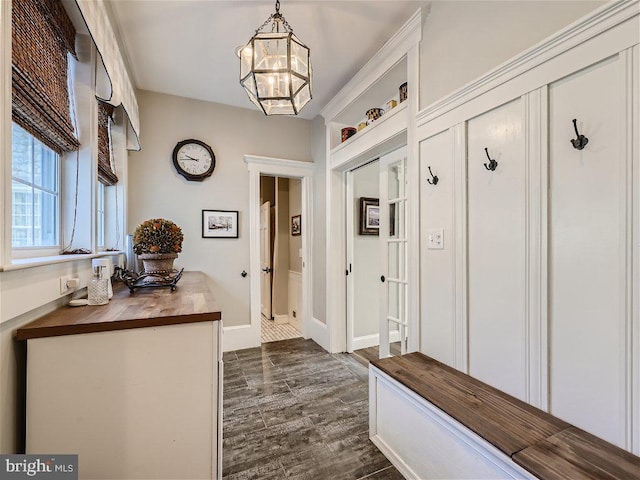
[369,353,640,480]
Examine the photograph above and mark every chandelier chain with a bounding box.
[254,0,294,34]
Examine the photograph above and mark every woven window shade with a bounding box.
[12,0,80,154]
[97,100,117,185]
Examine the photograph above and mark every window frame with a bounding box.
[10,122,61,256]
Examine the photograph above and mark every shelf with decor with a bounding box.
[327,56,408,152]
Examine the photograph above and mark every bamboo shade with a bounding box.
[11,0,79,154]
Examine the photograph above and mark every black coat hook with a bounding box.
[241,270,247,277]
[570,118,589,150]
[484,148,498,171]
[427,166,439,185]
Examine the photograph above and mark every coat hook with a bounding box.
[484,147,498,171]
[427,166,439,185]
[241,270,247,278]
[570,118,589,150]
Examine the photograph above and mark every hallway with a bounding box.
[222,338,402,479]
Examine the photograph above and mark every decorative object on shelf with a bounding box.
[386,99,397,110]
[291,214,301,236]
[427,166,439,185]
[238,0,312,116]
[483,147,498,171]
[202,210,239,238]
[341,127,357,142]
[172,139,216,181]
[359,197,380,235]
[133,218,184,274]
[357,122,367,131]
[366,107,385,125]
[120,267,184,293]
[570,118,589,150]
[399,82,408,103]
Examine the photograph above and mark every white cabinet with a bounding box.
[548,55,626,446]
[467,99,527,401]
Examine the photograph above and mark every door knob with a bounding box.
[262,267,271,273]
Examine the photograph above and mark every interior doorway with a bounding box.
[259,175,303,343]
[346,147,408,357]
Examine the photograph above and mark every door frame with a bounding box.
[241,155,314,350]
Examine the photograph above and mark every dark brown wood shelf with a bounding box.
[16,271,221,340]
[372,353,640,480]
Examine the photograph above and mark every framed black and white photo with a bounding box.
[291,214,301,236]
[359,197,379,235]
[202,209,239,238]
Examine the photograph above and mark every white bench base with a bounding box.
[369,366,537,480]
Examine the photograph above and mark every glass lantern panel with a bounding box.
[239,44,253,79]
[263,99,294,115]
[241,74,257,97]
[254,72,292,99]
[293,84,311,111]
[290,37,309,78]
[253,33,289,72]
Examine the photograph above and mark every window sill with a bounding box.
[1,251,124,272]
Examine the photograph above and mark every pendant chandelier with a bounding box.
[239,0,312,116]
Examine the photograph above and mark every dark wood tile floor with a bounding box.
[222,338,404,480]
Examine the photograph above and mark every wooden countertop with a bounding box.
[372,353,640,480]
[16,271,221,340]
[372,352,570,457]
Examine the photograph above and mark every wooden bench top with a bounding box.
[16,271,221,340]
[371,353,640,480]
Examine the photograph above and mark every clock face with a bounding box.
[172,139,216,181]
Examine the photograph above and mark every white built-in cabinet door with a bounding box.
[548,55,626,447]
[467,99,527,401]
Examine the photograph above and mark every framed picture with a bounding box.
[291,214,301,236]
[359,197,379,235]
[202,209,239,238]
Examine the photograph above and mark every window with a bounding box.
[11,123,60,248]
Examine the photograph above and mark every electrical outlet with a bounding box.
[427,229,444,250]
[59,276,79,295]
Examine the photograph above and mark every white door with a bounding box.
[260,201,272,320]
[379,148,408,358]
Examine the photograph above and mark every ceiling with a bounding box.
[107,0,425,120]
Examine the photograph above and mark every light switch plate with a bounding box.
[427,229,444,249]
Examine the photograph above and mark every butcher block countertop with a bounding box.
[16,271,221,340]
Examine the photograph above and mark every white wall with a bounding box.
[127,90,312,328]
[352,161,380,338]
[419,0,606,109]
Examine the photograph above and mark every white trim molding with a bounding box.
[417,0,640,129]
[244,154,314,351]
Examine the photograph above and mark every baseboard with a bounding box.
[370,434,419,480]
[352,331,402,350]
[223,324,260,352]
[273,314,289,325]
[309,317,329,351]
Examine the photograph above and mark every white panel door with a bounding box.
[549,55,625,447]
[467,99,526,401]
[260,201,272,320]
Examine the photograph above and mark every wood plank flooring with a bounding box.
[222,338,403,479]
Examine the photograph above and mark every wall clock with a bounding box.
[172,139,216,181]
